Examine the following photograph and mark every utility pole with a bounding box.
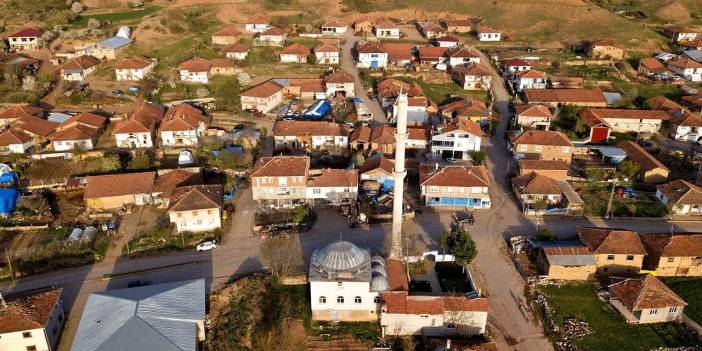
[605,179,617,219]
[4,248,14,280]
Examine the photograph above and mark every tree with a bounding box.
[306,54,316,65]
[351,150,365,167]
[128,152,152,170]
[531,198,548,211]
[292,206,308,224]
[438,231,450,256]
[535,227,554,241]
[469,150,487,165]
[618,159,640,179]
[451,229,477,266]
[260,235,303,279]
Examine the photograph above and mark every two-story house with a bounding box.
[503,59,531,75]
[444,46,480,67]
[452,63,492,90]
[667,57,702,82]
[306,169,358,205]
[514,104,553,130]
[420,164,491,208]
[60,55,100,81]
[159,103,210,147]
[222,44,250,60]
[314,44,339,64]
[618,141,669,184]
[272,120,350,151]
[577,227,646,275]
[251,156,310,207]
[324,69,355,97]
[178,57,211,84]
[356,42,388,68]
[115,56,156,81]
[245,14,270,33]
[241,80,284,113]
[168,184,223,233]
[0,287,65,351]
[513,70,547,92]
[640,232,702,277]
[113,101,164,148]
[430,118,482,160]
[655,179,702,216]
[8,28,43,50]
[510,130,573,162]
[49,112,107,151]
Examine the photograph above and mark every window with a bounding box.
[535,145,542,152]
[22,332,32,338]
[667,257,675,263]
[626,255,634,261]
[669,307,678,313]
[355,296,362,304]
[518,144,528,151]
[562,147,570,153]
[420,315,429,318]
[337,296,344,304]
[337,281,343,288]
[374,296,381,304]
[319,296,326,304]
[313,188,321,195]
[26,347,37,351]
[192,211,199,216]
[607,255,615,260]
[649,309,658,315]
[429,186,439,193]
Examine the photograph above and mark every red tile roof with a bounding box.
[609,275,686,311]
[247,14,269,25]
[178,57,211,72]
[515,104,552,118]
[261,26,285,36]
[382,43,413,61]
[8,28,43,38]
[511,130,573,147]
[213,26,240,37]
[314,43,338,53]
[322,19,346,28]
[0,128,31,146]
[308,169,358,188]
[222,44,250,53]
[386,258,409,291]
[515,70,546,79]
[441,118,482,136]
[617,140,669,173]
[273,120,349,137]
[0,105,43,120]
[382,291,489,314]
[168,184,223,212]
[436,35,460,43]
[281,43,309,55]
[656,179,702,205]
[210,58,237,68]
[153,169,202,196]
[445,45,479,58]
[513,171,562,194]
[418,46,447,60]
[0,288,62,334]
[11,116,59,138]
[504,58,530,67]
[543,245,592,256]
[325,69,354,84]
[576,227,647,255]
[454,63,492,76]
[160,104,210,132]
[421,165,490,187]
[113,102,164,134]
[525,88,607,105]
[115,56,154,70]
[62,55,100,71]
[241,80,283,98]
[356,41,386,54]
[251,156,310,177]
[518,159,569,171]
[639,58,668,74]
[668,57,702,70]
[359,155,394,175]
[84,172,156,199]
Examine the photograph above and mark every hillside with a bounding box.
[600,0,702,24]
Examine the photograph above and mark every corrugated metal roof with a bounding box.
[71,279,205,351]
[546,254,597,266]
[99,36,133,49]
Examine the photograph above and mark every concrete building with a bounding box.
[577,227,646,275]
[608,275,686,324]
[512,171,584,215]
[309,241,387,321]
[222,44,250,60]
[452,63,492,90]
[640,233,702,277]
[178,57,211,84]
[7,28,43,50]
[321,19,348,35]
[0,128,34,153]
[356,42,388,68]
[374,18,401,39]
[306,169,358,206]
[0,287,64,351]
[113,102,164,148]
[618,141,669,184]
[656,179,702,216]
[60,55,100,81]
[510,130,573,162]
[516,159,570,180]
[535,245,597,280]
[476,27,501,41]
[280,43,309,63]
[168,184,223,233]
[159,104,211,147]
[258,26,286,46]
[115,56,156,81]
[430,119,482,160]
[251,156,310,207]
[314,44,339,64]
[420,164,491,209]
[667,57,702,82]
[245,14,270,33]
[324,69,355,97]
[513,70,547,92]
[272,120,349,152]
[514,104,553,130]
[240,81,284,113]
[579,108,669,138]
[84,172,156,210]
[49,112,107,151]
[524,89,608,108]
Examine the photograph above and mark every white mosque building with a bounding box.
[309,241,390,321]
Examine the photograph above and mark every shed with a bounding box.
[534,243,597,280]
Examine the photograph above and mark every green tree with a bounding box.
[208,76,241,111]
[451,229,477,265]
[351,150,365,167]
[128,153,152,170]
[306,53,316,65]
[535,227,554,241]
[531,198,548,211]
[292,206,308,224]
[438,231,450,255]
[469,151,487,165]
[618,159,640,179]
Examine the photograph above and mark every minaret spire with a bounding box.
[390,92,408,259]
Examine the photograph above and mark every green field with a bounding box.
[72,6,161,28]
[663,278,702,324]
[540,282,701,351]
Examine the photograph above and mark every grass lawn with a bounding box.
[662,278,702,324]
[72,6,162,28]
[574,181,669,218]
[364,75,487,105]
[540,282,702,351]
[434,262,471,293]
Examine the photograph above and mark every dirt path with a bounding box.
[340,31,386,124]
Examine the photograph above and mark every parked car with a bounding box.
[446,157,457,164]
[196,240,218,252]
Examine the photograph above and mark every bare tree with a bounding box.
[260,235,303,279]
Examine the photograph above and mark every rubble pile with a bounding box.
[562,317,591,340]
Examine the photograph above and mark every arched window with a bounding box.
[374,296,381,304]
[337,296,344,304]
[354,296,362,304]
[319,296,326,304]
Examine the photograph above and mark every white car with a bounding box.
[196,240,218,252]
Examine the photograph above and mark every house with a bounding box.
[510,130,573,162]
[578,108,670,143]
[374,17,400,39]
[75,34,132,60]
[512,171,584,215]
[535,245,597,280]
[517,159,570,180]
[222,43,250,60]
[0,128,33,153]
[681,38,702,50]
[113,101,164,148]
[0,105,44,126]
[210,58,238,76]
[444,19,472,33]
[71,279,206,351]
[276,77,326,100]
[309,241,386,321]
[525,88,608,107]
[272,120,350,151]
[382,43,414,67]
[212,26,240,45]
[682,95,702,112]
[452,63,492,90]
[418,46,447,65]
[440,98,491,124]
[420,164,491,208]
[664,25,700,43]
[683,49,702,63]
[115,56,156,81]
[0,52,38,71]
[178,57,211,84]
[159,103,210,147]
[258,26,286,45]
[435,35,460,48]
[0,287,64,351]
[515,104,553,130]
[667,57,702,82]
[245,14,270,33]
[60,55,100,81]
[168,185,223,233]
[390,93,435,125]
[251,156,310,207]
[503,59,531,74]
[444,46,480,67]
[377,78,424,108]
[430,118,482,160]
[240,80,284,113]
[306,169,358,205]
[152,169,203,207]
[355,42,388,68]
[587,39,624,60]
[280,43,309,63]
[314,44,339,64]
[655,179,702,216]
[324,69,355,96]
[577,227,646,275]
[321,19,347,34]
[640,232,702,277]
[476,27,501,41]
[8,28,43,50]
[417,21,446,39]
[350,124,427,154]
[638,57,669,78]
[670,111,702,142]
[380,291,489,337]
[84,171,156,210]
[617,141,669,183]
[513,70,547,92]
[360,156,395,190]
[49,112,107,151]
[9,116,58,147]
[608,275,686,324]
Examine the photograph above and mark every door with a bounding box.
[371,60,379,68]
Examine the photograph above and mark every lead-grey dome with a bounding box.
[312,241,370,273]
[370,272,389,292]
[371,263,387,276]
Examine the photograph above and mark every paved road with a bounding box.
[339,30,386,124]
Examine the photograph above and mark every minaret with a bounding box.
[390,92,408,259]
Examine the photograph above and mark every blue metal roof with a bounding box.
[99,36,132,49]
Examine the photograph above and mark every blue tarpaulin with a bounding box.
[0,172,18,184]
[0,188,19,216]
[303,100,331,120]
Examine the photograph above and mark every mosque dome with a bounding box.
[370,272,389,292]
[312,241,369,273]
